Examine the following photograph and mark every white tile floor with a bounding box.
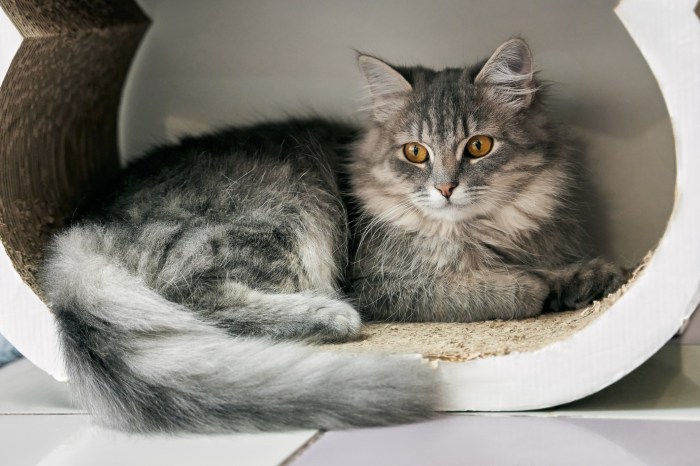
[293,417,700,466]
[2,345,700,466]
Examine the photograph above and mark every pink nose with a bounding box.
[435,182,458,199]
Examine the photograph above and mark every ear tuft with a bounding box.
[474,38,536,110]
[358,54,413,123]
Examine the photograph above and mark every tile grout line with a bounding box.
[278,431,326,466]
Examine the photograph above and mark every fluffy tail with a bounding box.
[40,231,440,433]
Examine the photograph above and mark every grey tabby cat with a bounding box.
[349,38,624,322]
[38,38,622,433]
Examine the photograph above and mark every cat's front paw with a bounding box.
[306,297,363,343]
[545,258,626,311]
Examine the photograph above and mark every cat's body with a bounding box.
[38,39,623,433]
[40,120,438,432]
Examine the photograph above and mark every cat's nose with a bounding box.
[435,182,458,199]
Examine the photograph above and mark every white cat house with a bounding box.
[0,0,698,412]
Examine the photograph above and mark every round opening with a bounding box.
[0,1,684,388]
[118,0,675,361]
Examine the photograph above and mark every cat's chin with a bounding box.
[418,202,480,223]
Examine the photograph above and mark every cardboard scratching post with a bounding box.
[0,0,148,379]
[0,0,698,411]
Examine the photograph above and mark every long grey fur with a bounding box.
[349,38,625,322]
[39,120,440,433]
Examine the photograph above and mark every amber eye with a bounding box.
[465,135,493,158]
[403,142,429,163]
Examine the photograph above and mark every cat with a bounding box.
[38,38,622,434]
[349,38,624,322]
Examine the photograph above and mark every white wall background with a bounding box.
[121,0,674,267]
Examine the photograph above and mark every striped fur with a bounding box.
[39,120,440,433]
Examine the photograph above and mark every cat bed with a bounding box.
[1,0,698,412]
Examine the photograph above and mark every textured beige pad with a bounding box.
[327,258,647,362]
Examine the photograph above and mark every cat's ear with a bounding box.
[358,54,413,123]
[474,38,536,110]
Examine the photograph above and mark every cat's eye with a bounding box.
[465,135,493,158]
[403,142,429,163]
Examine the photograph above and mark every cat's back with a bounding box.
[75,119,357,225]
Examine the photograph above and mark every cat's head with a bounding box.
[352,38,569,237]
